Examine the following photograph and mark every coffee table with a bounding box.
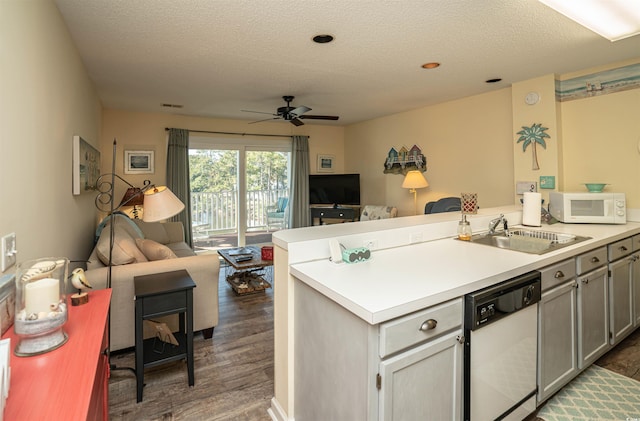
[217,246,273,295]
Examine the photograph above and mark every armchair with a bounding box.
[424,197,461,214]
[266,197,289,231]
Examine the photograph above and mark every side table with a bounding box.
[134,270,196,402]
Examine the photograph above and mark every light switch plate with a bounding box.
[516,181,538,194]
[1,233,16,272]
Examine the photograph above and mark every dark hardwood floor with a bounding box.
[108,265,274,421]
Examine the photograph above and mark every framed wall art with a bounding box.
[72,135,101,195]
[124,150,154,174]
[317,154,335,173]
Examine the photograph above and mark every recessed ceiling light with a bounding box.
[539,0,640,41]
[421,62,440,69]
[313,34,334,44]
[485,78,502,84]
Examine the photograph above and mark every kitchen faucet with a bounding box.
[488,214,509,235]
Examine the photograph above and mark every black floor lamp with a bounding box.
[94,139,185,288]
[93,139,185,374]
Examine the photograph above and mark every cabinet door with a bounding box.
[379,330,463,421]
[577,266,610,369]
[609,257,635,344]
[633,253,640,327]
[538,280,578,403]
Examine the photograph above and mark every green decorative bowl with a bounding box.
[585,183,608,193]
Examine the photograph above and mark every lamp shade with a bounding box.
[142,186,185,222]
[119,187,144,207]
[402,170,429,189]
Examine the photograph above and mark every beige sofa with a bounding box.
[85,215,219,351]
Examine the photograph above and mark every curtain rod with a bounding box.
[165,127,295,138]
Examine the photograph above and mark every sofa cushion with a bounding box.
[96,225,148,265]
[167,242,197,258]
[133,220,171,244]
[136,238,178,261]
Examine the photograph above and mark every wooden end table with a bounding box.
[217,246,273,295]
[134,270,196,402]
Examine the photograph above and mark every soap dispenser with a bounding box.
[457,214,472,241]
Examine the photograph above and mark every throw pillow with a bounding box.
[136,238,178,261]
[133,220,171,244]
[96,225,149,266]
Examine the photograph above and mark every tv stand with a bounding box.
[311,206,359,226]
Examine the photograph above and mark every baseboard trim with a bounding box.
[268,397,289,421]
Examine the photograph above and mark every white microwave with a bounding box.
[548,191,626,224]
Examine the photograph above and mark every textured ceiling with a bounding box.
[54,0,640,126]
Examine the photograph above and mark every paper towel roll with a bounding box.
[522,192,542,227]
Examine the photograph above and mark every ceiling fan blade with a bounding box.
[249,117,281,124]
[299,115,340,121]
[241,109,278,116]
[289,106,311,117]
[290,118,304,126]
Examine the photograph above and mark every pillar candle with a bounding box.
[24,278,59,315]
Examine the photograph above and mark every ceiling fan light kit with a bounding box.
[243,95,340,126]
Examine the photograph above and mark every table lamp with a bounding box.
[402,170,429,215]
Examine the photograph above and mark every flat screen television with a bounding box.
[309,174,360,206]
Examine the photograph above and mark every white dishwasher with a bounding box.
[464,271,541,421]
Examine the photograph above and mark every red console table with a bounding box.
[2,288,112,421]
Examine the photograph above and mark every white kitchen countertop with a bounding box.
[290,222,640,325]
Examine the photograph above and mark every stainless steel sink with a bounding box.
[461,228,591,255]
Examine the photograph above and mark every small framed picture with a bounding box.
[317,154,335,173]
[124,150,154,174]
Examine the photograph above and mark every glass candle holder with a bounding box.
[14,257,69,356]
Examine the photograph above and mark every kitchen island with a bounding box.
[268,205,640,420]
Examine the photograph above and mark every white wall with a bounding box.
[0,0,102,273]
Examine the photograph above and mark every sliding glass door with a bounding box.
[189,136,291,251]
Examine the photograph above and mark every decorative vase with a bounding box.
[13,257,69,356]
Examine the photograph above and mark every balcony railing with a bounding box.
[191,189,289,237]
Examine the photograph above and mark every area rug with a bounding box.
[537,364,640,421]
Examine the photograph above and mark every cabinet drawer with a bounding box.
[379,298,462,358]
[632,234,640,252]
[608,237,633,261]
[540,259,576,292]
[576,247,607,275]
[141,291,187,317]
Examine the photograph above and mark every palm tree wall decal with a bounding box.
[517,123,550,170]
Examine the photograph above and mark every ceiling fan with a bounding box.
[242,96,339,126]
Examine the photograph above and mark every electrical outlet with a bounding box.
[1,233,16,272]
[363,239,378,250]
[410,232,423,243]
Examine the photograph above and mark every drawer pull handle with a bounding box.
[590,257,600,263]
[419,319,437,331]
[619,246,628,252]
[554,270,565,279]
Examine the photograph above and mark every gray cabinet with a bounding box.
[294,280,463,421]
[379,330,463,420]
[632,234,640,327]
[576,246,609,369]
[537,259,578,403]
[607,238,635,345]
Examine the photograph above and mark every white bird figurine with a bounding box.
[70,268,92,306]
[70,268,92,291]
